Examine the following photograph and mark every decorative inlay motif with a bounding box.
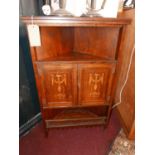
[51,73,67,99]
[88,73,104,97]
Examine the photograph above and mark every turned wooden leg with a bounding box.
[42,120,48,137]
[45,128,49,137]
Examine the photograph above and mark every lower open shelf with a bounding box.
[45,108,107,128]
[46,117,106,128]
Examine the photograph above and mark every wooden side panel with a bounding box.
[74,27,120,60]
[128,120,135,140]
[35,27,74,60]
[36,63,77,108]
[114,9,135,140]
[117,52,135,135]
[78,63,115,106]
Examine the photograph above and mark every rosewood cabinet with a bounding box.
[21,16,131,136]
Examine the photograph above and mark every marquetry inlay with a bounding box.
[88,73,104,97]
[51,73,67,99]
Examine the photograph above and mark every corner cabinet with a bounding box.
[21,16,131,136]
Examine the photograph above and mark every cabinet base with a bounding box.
[46,117,106,128]
[44,117,107,137]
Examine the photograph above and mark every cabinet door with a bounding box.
[36,63,77,108]
[78,63,115,106]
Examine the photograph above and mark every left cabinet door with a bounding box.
[36,63,77,108]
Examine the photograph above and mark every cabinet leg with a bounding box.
[45,128,49,137]
[42,120,48,137]
[104,121,109,128]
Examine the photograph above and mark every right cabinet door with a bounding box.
[78,63,115,106]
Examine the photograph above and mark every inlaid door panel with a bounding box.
[78,63,115,106]
[36,63,77,107]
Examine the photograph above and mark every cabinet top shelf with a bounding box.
[21,15,131,27]
[35,52,117,63]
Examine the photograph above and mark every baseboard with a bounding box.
[19,113,42,137]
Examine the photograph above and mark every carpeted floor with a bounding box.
[19,111,121,155]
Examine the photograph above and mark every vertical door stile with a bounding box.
[77,63,79,105]
[73,63,78,106]
[37,63,47,107]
